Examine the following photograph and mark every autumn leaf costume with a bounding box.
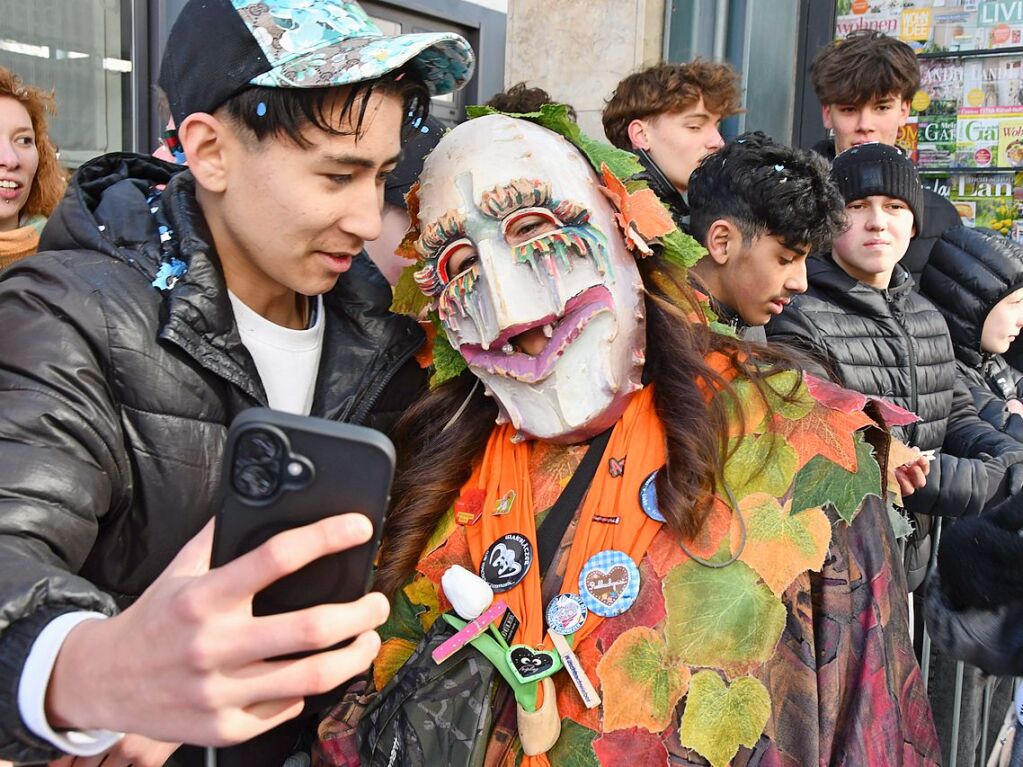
[316,108,940,767]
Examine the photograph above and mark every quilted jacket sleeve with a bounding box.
[0,254,127,762]
[764,304,834,381]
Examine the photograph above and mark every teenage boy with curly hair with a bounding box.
[602,60,742,230]
[687,132,845,341]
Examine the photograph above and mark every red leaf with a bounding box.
[591,558,666,648]
[415,528,472,612]
[803,375,867,413]
[593,727,669,767]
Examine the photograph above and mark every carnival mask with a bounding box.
[414,115,646,441]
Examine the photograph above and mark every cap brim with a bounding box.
[248,32,475,97]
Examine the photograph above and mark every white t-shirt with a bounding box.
[228,291,325,415]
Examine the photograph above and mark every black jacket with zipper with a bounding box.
[0,153,426,762]
[920,226,1023,444]
[766,254,1023,586]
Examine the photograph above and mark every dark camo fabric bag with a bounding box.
[356,616,500,767]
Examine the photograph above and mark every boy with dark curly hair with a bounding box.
[687,132,846,340]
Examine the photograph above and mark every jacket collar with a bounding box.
[634,149,690,229]
[807,253,915,311]
[156,169,424,417]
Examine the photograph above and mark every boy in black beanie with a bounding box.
[767,142,1023,588]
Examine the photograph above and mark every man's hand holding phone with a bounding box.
[42,513,388,746]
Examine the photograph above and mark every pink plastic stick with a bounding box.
[431,599,509,664]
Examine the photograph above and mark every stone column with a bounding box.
[504,0,665,140]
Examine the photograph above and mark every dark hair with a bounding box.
[688,132,846,253]
[374,251,804,598]
[486,82,577,121]
[811,30,920,106]
[602,60,742,150]
[220,65,430,146]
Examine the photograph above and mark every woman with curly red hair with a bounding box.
[0,67,64,268]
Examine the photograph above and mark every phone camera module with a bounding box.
[233,462,279,500]
[237,429,283,463]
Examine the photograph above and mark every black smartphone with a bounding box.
[211,408,395,619]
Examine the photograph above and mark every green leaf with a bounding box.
[722,433,798,498]
[679,671,771,767]
[790,432,882,523]
[663,559,786,674]
[887,503,914,540]
[548,718,601,767]
[429,314,468,387]
[390,263,430,317]
[595,627,691,732]
[661,228,707,268]
[378,584,426,644]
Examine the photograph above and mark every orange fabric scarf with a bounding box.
[0,215,45,270]
[463,386,665,767]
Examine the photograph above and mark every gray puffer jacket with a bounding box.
[0,153,426,762]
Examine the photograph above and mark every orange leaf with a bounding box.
[646,495,733,578]
[599,164,675,253]
[403,575,442,632]
[771,405,870,473]
[416,527,472,612]
[395,182,422,262]
[374,637,417,690]
[733,493,832,596]
[596,626,691,733]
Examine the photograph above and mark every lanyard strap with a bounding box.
[535,428,613,576]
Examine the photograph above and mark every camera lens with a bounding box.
[233,462,279,500]
[236,430,283,464]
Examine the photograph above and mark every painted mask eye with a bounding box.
[501,208,561,246]
[437,238,479,282]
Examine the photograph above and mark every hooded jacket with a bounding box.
[920,227,1023,444]
[765,254,1023,585]
[0,153,426,762]
[811,137,962,280]
[925,491,1023,676]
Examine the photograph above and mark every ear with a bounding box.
[176,113,232,194]
[821,105,833,132]
[704,219,737,266]
[897,99,911,127]
[627,118,651,151]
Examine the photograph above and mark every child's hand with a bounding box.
[1007,399,1023,417]
[894,454,930,498]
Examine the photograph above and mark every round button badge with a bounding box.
[545,593,588,635]
[640,470,665,522]
[480,533,533,592]
[578,550,641,618]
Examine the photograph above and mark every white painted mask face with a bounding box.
[415,115,646,442]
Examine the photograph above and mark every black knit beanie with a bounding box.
[831,142,924,234]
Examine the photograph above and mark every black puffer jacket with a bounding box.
[0,154,426,762]
[812,138,962,280]
[765,255,1022,517]
[920,227,1023,444]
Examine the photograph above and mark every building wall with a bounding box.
[504,0,665,139]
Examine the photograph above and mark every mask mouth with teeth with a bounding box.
[410,115,647,442]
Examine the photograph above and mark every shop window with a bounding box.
[361,1,474,126]
[0,0,135,168]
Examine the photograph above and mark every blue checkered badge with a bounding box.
[578,550,640,618]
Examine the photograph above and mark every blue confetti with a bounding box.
[152,258,187,291]
[421,125,430,133]
[256,101,267,117]
[773,164,785,171]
